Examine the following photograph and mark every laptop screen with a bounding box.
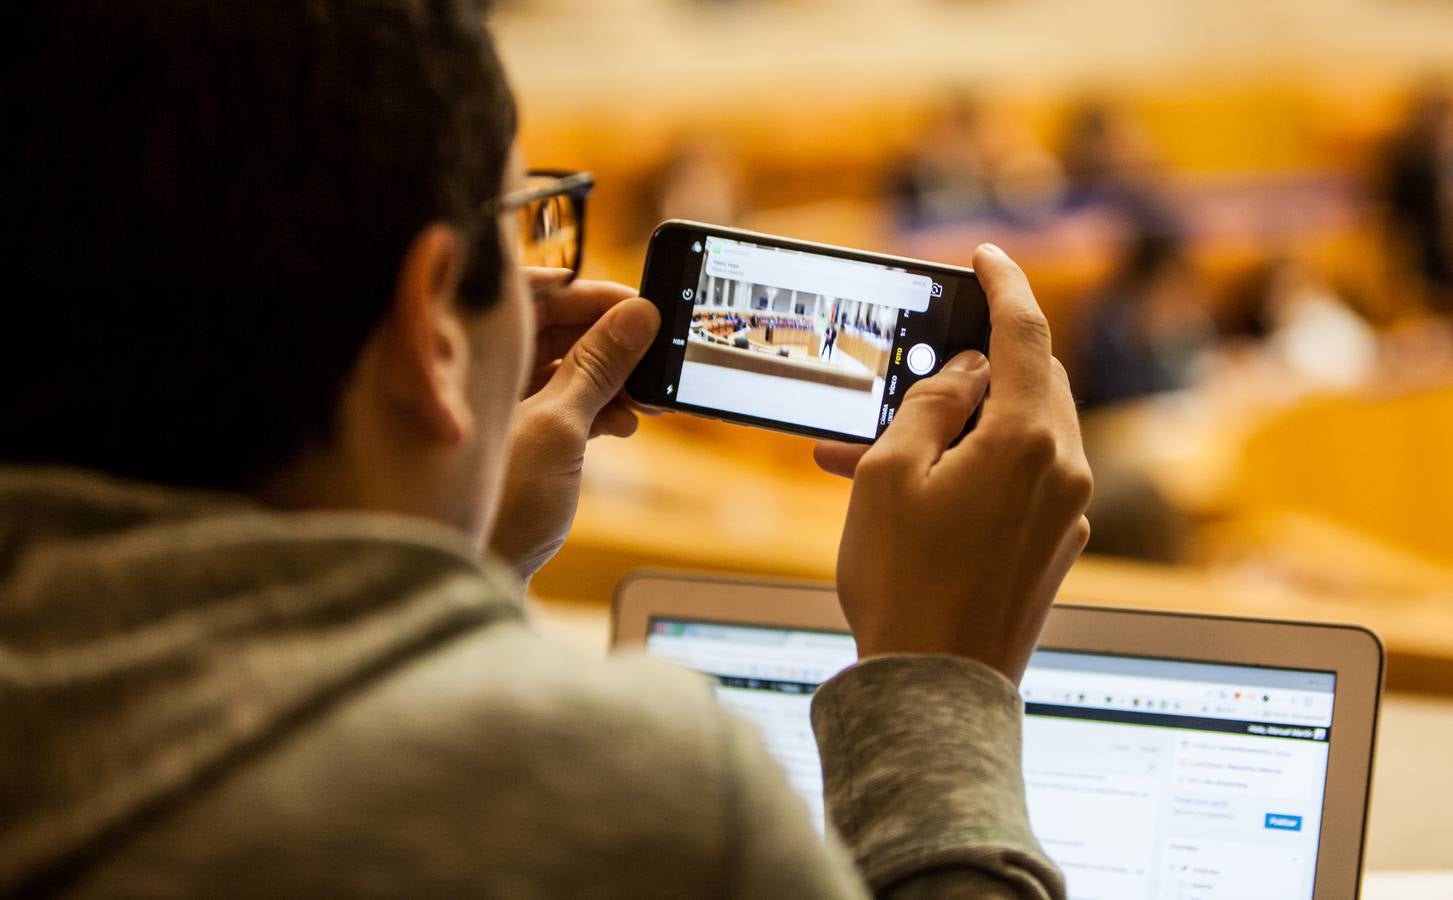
[646,617,1337,900]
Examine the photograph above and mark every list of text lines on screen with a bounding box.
[646,619,1335,900]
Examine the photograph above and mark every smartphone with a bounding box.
[626,220,990,443]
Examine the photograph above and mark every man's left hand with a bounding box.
[489,270,660,579]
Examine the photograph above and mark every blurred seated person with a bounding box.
[2,3,1092,898]
[641,137,744,229]
[1380,81,1453,315]
[890,94,1066,229]
[1221,257,1377,391]
[1078,234,1215,410]
[1059,100,1182,238]
[888,95,994,228]
[1076,231,1206,562]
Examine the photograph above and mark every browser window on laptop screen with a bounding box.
[645,617,1337,900]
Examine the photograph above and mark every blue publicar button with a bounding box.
[1265,813,1303,831]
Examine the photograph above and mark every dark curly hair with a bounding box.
[0,0,517,490]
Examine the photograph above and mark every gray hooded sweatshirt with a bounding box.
[0,467,1063,898]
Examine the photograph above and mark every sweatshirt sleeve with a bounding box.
[715,708,873,899]
[810,655,1067,899]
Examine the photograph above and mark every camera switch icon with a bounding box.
[682,288,694,301]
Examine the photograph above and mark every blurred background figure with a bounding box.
[1380,81,1453,315]
[1077,233,1214,410]
[1059,99,1177,235]
[641,138,745,230]
[1221,256,1378,390]
[888,94,1065,229]
[887,95,997,228]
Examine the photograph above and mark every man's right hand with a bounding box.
[816,243,1092,683]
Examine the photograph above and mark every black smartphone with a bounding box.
[626,220,991,443]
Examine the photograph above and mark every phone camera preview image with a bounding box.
[670,235,962,441]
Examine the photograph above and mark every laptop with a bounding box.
[612,571,1384,900]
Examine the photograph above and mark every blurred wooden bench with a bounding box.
[684,338,875,391]
[530,414,1453,695]
[1231,383,1453,565]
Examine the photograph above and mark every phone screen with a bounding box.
[640,228,986,442]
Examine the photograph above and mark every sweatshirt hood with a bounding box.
[0,466,522,894]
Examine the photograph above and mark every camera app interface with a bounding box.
[661,234,962,439]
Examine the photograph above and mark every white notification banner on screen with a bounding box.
[703,238,932,312]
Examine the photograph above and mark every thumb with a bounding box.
[813,441,870,478]
[870,350,990,467]
[552,297,660,424]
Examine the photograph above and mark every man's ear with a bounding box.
[376,223,475,445]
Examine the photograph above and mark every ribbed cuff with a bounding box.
[811,655,1060,893]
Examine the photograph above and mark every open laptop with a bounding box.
[612,571,1384,900]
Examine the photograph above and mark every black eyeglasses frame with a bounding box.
[486,169,596,285]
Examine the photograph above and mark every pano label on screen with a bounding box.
[703,240,932,312]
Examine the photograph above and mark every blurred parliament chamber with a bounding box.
[497,0,1453,872]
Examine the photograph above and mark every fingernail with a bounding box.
[977,242,1006,257]
[944,350,988,373]
[611,299,659,351]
